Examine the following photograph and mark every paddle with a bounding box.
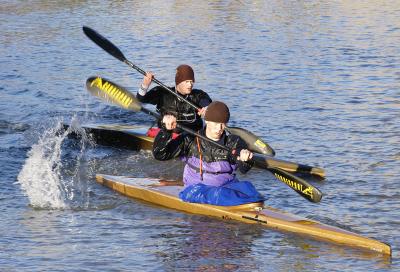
[253,155,325,178]
[86,76,323,203]
[82,26,275,156]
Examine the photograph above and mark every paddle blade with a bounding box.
[226,126,275,156]
[83,26,126,62]
[268,167,323,203]
[86,76,142,112]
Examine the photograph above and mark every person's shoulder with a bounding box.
[227,133,241,142]
[182,131,196,139]
[148,86,175,98]
[191,88,208,95]
[191,89,211,99]
[180,131,196,147]
[149,85,165,92]
[226,133,247,147]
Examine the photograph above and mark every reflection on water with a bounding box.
[155,216,264,271]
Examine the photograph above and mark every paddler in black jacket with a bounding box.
[152,101,265,206]
[137,64,212,132]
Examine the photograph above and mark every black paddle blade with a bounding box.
[82,26,126,62]
[268,167,323,203]
[225,126,275,156]
[86,76,142,112]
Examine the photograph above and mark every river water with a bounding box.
[1,1,399,271]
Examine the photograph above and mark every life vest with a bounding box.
[146,127,179,139]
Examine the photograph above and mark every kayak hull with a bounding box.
[96,174,391,256]
[65,124,154,151]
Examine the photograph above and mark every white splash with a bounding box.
[17,118,89,209]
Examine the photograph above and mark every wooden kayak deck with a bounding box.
[96,174,391,256]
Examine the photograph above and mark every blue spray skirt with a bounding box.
[179,180,265,206]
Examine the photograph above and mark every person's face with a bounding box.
[205,121,226,140]
[176,80,194,95]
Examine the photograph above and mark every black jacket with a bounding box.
[152,128,254,174]
[137,86,212,131]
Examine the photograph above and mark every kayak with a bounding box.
[65,123,325,178]
[96,174,391,256]
[65,124,154,151]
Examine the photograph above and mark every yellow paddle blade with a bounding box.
[86,76,142,112]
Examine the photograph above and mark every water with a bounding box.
[1,1,399,271]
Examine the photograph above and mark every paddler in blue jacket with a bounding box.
[137,64,212,132]
[152,101,265,206]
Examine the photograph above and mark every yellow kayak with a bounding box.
[96,174,391,256]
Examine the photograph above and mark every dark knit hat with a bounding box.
[175,64,195,86]
[204,101,230,123]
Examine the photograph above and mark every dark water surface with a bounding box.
[1,1,399,271]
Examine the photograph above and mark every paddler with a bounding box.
[152,101,265,206]
[137,64,212,133]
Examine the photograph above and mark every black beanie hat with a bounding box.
[204,101,230,123]
[175,64,195,86]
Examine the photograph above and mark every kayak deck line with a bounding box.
[64,123,325,177]
[95,174,391,256]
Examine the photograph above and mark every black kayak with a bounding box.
[63,123,325,179]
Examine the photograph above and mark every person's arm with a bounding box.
[229,136,254,174]
[196,90,212,117]
[136,72,163,105]
[152,115,187,161]
[138,71,153,96]
[236,148,254,174]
